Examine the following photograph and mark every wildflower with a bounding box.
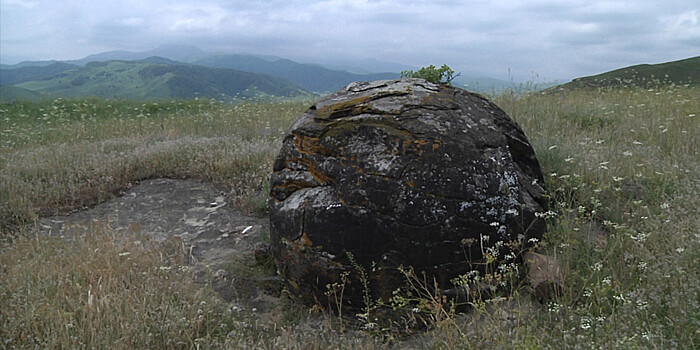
[623,151,633,156]
[630,232,648,242]
[675,247,685,253]
[548,302,561,312]
[535,211,557,219]
[580,317,592,330]
[592,262,603,272]
[637,261,647,271]
[363,322,378,330]
[602,276,612,285]
[660,203,670,209]
[490,221,500,227]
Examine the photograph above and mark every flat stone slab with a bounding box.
[33,178,272,304]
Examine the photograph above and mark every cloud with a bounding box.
[1,0,698,81]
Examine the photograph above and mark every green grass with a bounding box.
[1,84,698,348]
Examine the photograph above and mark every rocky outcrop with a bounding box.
[269,79,548,309]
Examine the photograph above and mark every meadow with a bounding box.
[1,84,698,349]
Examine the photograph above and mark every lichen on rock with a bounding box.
[269,78,548,309]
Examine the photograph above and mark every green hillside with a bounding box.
[557,56,700,90]
[1,62,78,85]
[0,85,45,103]
[15,60,309,100]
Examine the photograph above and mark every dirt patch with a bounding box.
[34,178,277,308]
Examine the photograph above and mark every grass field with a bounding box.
[1,84,698,348]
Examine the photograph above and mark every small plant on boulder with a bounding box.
[401,64,460,85]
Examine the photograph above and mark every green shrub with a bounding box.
[401,64,459,85]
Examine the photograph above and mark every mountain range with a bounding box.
[1,45,697,102]
[1,46,411,101]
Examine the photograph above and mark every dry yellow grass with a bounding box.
[1,85,698,348]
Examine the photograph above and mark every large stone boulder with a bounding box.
[269,79,547,308]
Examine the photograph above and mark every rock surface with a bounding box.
[269,79,548,308]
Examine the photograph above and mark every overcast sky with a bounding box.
[1,0,698,81]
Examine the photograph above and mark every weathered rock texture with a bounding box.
[270,79,547,308]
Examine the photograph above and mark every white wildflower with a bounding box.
[580,317,592,330]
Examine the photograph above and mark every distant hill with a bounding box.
[0,85,45,103]
[0,60,62,70]
[554,56,700,90]
[1,62,78,85]
[65,45,208,66]
[193,54,399,92]
[14,59,309,100]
